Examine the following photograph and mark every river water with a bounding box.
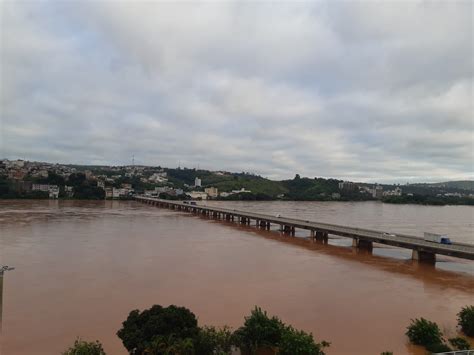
[0,200,473,355]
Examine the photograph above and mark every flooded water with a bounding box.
[0,200,473,355]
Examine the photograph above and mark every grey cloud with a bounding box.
[1,0,472,183]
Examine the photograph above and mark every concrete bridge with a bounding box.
[135,196,474,263]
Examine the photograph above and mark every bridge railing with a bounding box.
[434,351,474,355]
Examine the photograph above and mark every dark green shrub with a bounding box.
[448,336,470,350]
[233,307,330,355]
[194,326,234,355]
[425,342,451,353]
[146,335,195,355]
[117,304,199,354]
[233,307,284,353]
[62,338,106,355]
[405,318,443,346]
[458,305,474,337]
[279,326,329,355]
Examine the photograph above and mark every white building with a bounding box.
[384,187,402,197]
[112,187,134,199]
[187,191,208,200]
[204,187,218,198]
[372,185,384,199]
[338,181,356,191]
[48,185,59,199]
[65,186,74,197]
[32,184,59,199]
[231,188,251,194]
[155,186,172,194]
[194,177,202,187]
[149,172,168,183]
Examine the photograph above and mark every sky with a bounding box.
[0,1,472,183]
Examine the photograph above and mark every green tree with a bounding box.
[62,338,106,355]
[405,318,443,347]
[425,342,451,353]
[279,326,329,355]
[146,334,195,355]
[233,307,284,353]
[458,305,474,337]
[448,337,470,350]
[194,326,234,355]
[117,305,199,355]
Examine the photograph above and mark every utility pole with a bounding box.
[0,265,14,337]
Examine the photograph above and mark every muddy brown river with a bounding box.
[0,200,473,354]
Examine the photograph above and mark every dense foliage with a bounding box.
[279,326,329,355]
[448,337,471,350]
[62,338,106,355]
[458,305,474,336]
[233,307,284,352]
[117,305,199,354]
[425,342,452,353]
[383,194,474,206]
[116,305,329,355]
[194,326,234,355]
[68,173,105,200]
[405,318,443,347]
[233,307,328,355]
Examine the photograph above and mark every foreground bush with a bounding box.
[425,342,451,353]
[234,307,329,355]
[117,304,330,355]
[405,318,443,347]
[233,307,284,352]
[458,305,474,337]
[279,326,329,355]
[448,336,471,350]
[194,326,234,355]
[62,338,106,355]
[117,305,199,354]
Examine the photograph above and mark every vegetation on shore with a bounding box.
[382,194,474,206]
[1,164,473,205]
[405,305,474,353]
[62,304,474,354]
[64,305,329,355]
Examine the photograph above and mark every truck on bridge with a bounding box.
[424,232,452,245]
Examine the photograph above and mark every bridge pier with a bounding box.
[281,225,295,236]
[314,231,328,244]
[352,238,373,250]
[412,250,436,263]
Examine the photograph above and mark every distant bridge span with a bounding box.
[135,196,474,262]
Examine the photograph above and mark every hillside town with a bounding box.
[1,159,473,204]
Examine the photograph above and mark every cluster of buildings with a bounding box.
[0,159,78,181]
[339,180,402,199]
[185,187,253,200]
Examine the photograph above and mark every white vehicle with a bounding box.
[424,232,452,245]
[276,213,281,218]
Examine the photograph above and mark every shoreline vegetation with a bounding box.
[61,304,474,355]
[1,160,473,206]
[64,305,331,355]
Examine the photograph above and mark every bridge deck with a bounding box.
[135,196,474,261]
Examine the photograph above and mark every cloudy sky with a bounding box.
[1,1,472,182]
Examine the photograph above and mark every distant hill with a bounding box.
[412,181,474,191]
